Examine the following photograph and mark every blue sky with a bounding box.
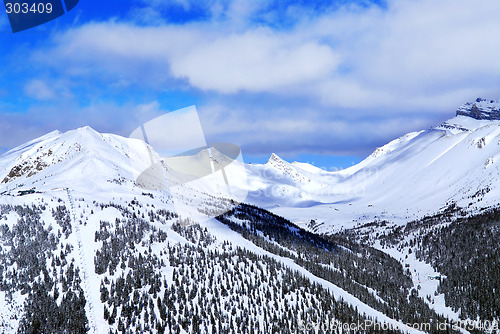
[1,0,500,169]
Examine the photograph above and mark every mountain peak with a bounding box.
[456,97,500,120]
[266,153,310,183]
[77,125,93,130]
[74,125,101,136]
[268,153,284,164]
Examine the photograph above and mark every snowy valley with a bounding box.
[0,99,498,333]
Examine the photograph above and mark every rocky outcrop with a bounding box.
[456,97,500,120]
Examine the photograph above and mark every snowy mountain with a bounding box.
[0,98,499,333]
[0,126,150,197]
[5,99,500,232]
[245,110,500,233]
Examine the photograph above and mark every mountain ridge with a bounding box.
[0,101,499,333]
[3,99,500,231]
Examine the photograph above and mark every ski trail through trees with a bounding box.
[65,188,98,333]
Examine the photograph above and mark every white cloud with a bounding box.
[358,0,500,89]
[24,80,56,100]
[18,0,500,157]
[303,0,500,110]
[38,22,338,93]
[196,101,439,157]
[36,0,500,110]
[170,29,339,92]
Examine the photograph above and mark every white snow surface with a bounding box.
[1,111,498,332]
[3,114,500,233]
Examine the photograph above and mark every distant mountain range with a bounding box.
[3,98,500,232]
[0,99,498,333]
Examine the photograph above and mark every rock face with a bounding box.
[456,97,500,120]
[266,153,310,183]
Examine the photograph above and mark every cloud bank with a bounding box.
[2,0,500,161]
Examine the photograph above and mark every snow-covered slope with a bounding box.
[0,126,151,196]
[1,98,498,333]
[0,126,246,223]
[3,99,500,233]
[242,107,500,232]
